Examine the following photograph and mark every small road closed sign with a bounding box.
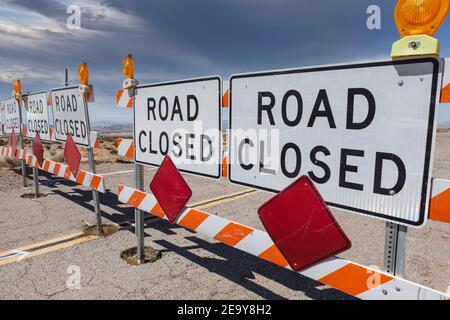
[51,86,90,146]
[134,77,221,179]
[2,96,21,136]
[25,91,51,141]
[229,58,443,227]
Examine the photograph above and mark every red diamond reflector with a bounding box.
[258,176,351,272]
[32,132,44,167]
[10,130,18,157]
[64,134,81,177]
[150,156,192,224]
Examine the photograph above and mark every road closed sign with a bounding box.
[51,86,90,146]
[3,96,21,136]
[134,77,221,179]
[229,58,442,227]
[25,91,51,141]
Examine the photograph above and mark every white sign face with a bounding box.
[3,96,21,136]
[134,77,221,179]
[25,91,51,141]
[229,58,442,227]
[51,86,90,146]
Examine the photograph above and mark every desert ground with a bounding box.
[0,130,448,300]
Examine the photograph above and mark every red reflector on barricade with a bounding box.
[10,130,18,157]
[64,134,81,177]
[150,155,192,224]
[33,132,44,167]
[258,176,351,272]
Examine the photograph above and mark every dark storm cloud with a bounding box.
[6,0,450,124]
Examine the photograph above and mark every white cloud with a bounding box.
[0,65,59,83]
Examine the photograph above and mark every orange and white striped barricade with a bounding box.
[90,131,100,149]
[117,184,448,300]
[222,80,229,177]
[441,57,450,103]
[429,178,450,224]
[0,146,14,157]
[116,138,134,159]
[13,147,105,193]
[116,89,134,108]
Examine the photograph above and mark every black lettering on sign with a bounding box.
[280,143,301,178]
[171,96,183,121]
[307,89,336,128]
[282,90,303,127]
[159,97,169,121]
[147,98,156,120]
[186,133,195,160]
[373,152,406,196]
[159,131,169,155]
[339,148,364,191]
[308,145,331,184]
[238,138,254,171]
[257,92,275,125]
[139,131,147,153]
[187,95,199,121]
[172,132,183,158]
[347,88,376,130]
[201,135,213,162]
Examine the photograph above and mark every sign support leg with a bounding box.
[30,141,39,198]
[383,222,407,277]
[135,163,145,264]
[87,147,103,235]
[17,105,27,187]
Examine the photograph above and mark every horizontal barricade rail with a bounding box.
[117,184,448,300]
[0,146,105,193]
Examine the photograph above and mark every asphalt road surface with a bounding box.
[0,132,449,300]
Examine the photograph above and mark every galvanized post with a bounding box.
[82,87,103,236]
[64,67,69,86]
[135,163,145,263]
[383,222,408,277]
[87,148,103,235]
[17,101,27,187]
[30,141,39,198]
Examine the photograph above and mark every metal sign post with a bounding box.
[17,100,27,187]
[30,140,39,198]
[135,163,145,263]
[82,90,104,236]
[61,67,103,235]
[383,222,407,277]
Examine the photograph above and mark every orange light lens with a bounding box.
[78,62,89,85]
[402,0,441,25]
[395,0,450,37]
[13,79,21,95]
[123,54,134,79]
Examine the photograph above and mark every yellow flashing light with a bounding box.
[123,54,135,80]
[394,0,449,37]
[78,62,89,86]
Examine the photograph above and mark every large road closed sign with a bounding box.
[25,91,51,141]
[3,96,21,136]
[229,58,442,227]
[134,77,221,179]
[51,86,90,146]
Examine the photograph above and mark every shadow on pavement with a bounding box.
[23,171,356,300]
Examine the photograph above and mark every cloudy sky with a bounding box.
[0,0,449,125]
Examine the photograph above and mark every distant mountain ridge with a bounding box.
[91,123,133,134]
